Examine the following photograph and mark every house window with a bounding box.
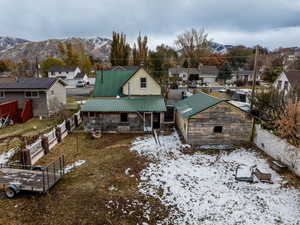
[66,72,69,74]
[51,72,55,75]
[284,81,288,90]
[140,77,147,88]
[164,106,174,122]
[277,80,282,89]
[0,91,5,98]
[51,90,54,95]
[25,91,39,98]
[213,126,223,133]
[89,112,95,118]
[120,113,128,122]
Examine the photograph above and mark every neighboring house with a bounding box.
[0,77,67,117]
[48,66,87,87]
[74,72,89,84]
[273,70,300,93]
[81,67,174,133]
[175,92,252,146]
[233,69,262,83]
[169,65,219,85]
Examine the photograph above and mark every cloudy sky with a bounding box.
[1,0,300,49]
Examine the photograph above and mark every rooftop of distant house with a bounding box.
[0,77,66,89]
[284,70,300,84]
[169,65,219,75]
[48,65,78,72]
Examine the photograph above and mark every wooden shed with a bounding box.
[175,92,253,146]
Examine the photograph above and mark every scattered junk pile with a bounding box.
[235,165,273,183]
[0,100,33,128]
[0,111,82,198]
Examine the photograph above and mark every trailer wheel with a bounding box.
[5,187,16,198]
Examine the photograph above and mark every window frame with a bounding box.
[213,126,223,133]
[120,113,128,123]
[0,91,5,99]
[24,91,40,99]
[277,80,282,89]
[140,77,147,88]
[284,81,288,90]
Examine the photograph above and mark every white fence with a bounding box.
[254,124,300,177]
[44,128,58,150]
[26,137,45,165]
[57,120,68,140]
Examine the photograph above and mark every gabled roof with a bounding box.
[81,96,166,112]
[284,70,300,85]
[169,66,218,76]
[74,72,86,79]
[175,92,224,118]
[92,68,139,97]
[0,77,66,90]
[111,66,140,71]
[48,66,78,72]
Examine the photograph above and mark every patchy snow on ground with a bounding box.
[131,131,300,225]
[64,160,86,174]
[0,147,18,164]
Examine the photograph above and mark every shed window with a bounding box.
[213,126,223,133]
[164,106,174,122]
[140,77,147,88]
[25,91,39,98]
[284,81,288,90]
[277,80,282,89]
[120,113,128,122]
[0,91,5,98]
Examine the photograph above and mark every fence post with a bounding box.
[56,127,62,143]
[66,119,71,132]
[20,149,31,166]
[41,136,49,154]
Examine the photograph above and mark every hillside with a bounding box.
[0,36,111,62]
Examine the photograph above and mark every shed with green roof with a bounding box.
[175,92,252,146]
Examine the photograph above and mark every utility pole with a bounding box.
[35,56,39,78]
[250,45,259,142]
[250,45,259,111]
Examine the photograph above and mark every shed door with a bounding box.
[144,112,152,132]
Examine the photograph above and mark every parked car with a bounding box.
[76,80,85,88]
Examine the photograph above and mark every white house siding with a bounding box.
[273,72,291,93]
[254,124,300,177]
[122,68,161,96]
[47,81,66,115]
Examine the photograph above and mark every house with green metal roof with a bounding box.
[175,92,253,146]
[81,67,174,133]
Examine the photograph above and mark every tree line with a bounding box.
[1,28,299,81]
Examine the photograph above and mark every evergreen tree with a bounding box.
[218,61,232,81]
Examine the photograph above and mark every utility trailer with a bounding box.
[0,155,64,198]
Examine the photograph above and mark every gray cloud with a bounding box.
[1,0,300,48]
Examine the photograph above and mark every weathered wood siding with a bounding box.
[176,111,188,141]
[83,112,165,133]
[186,102,252,145]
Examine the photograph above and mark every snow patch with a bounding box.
[131,131,300,225]
[64,160,86,174]
[0,147,18,164]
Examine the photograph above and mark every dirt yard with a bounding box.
[0,130,299,225]
[0,132,168,225]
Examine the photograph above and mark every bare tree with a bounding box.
[175,28,212,67]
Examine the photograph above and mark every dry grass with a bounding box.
[0,131,168,225]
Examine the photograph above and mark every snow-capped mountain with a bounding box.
[0,36,29,51]
[0,36,111,62]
